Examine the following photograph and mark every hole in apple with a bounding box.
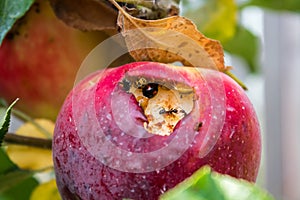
[119,75,195,136]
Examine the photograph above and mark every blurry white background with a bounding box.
[235,7,300,200]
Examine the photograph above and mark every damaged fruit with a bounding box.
[53,62,261,200]
[119,75,194,136]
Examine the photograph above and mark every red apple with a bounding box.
[53,62,261,199]
[0,0,108,120]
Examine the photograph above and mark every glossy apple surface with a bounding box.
[53,62,261,200]
[0,0,107,120]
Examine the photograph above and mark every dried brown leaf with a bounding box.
[110,0,226,71]
[50,0,117,31]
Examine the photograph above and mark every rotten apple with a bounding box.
[53,62,261,200]
[0,0,107,120]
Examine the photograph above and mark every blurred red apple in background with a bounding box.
[53,62,261,200]
[0,0,108,120]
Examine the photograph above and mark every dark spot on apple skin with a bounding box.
[6,30,20,41]
[55,158,61,168]
[33,2,41,14]
[194,121,203,131]
[6,33,15,40]
[34,7,40,13]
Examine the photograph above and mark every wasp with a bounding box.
[159,108,178,115]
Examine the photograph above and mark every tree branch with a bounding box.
[3,133,52,150]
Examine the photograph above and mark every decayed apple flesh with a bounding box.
[119,75,195,136]
[53,62,261,200]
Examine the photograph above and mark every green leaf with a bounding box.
[183,0,237,43]
[0,148,18,174]
[243,0,300,13]
[0,176,38,200]
[223,25,260,73]
[0,98,19,146]
[0,170,35,193]
[160,166,274,200]
[0,0,34,45]
[0,148,38,200]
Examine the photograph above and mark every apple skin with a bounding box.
[53,62,261,200]
[0,0,107,120]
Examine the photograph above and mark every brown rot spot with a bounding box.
[194,122,203,132]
